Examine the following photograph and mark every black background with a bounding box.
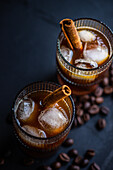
[0,0,113,169]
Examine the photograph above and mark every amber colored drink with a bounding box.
[12,82,75,158]
[56,18,113,95]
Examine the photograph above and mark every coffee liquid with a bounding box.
[16,91,70,138]
[60,27,110,67]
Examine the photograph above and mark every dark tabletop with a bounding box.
[0,0,113,170]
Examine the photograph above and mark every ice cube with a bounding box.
[74,58,98,69]
[83,44,108,65]
[16,98,36,122]
[61,45,73,63]
[22,125,46,138]
[38,107,68,136]
[78,30,96,42]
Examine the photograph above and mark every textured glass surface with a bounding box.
[12,82,75,152]
[57,18,113,86]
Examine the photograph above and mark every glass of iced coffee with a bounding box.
[12,82,75,158]
[56,18,113,95]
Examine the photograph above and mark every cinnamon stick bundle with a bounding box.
[60,19,83,50]
[42,85,71,108]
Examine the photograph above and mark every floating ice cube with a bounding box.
[61,45,73,62]
[22,125,46,138]
[16,98,35,121]
[78,30,96,42]
[38,107,68,135]
[83,44,108,64]
[74,58,98,69]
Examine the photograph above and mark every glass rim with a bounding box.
[57,17,113,72]
[12,81,75,141]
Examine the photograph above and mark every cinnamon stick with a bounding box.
[42,85,71,108]
[60,18,83,50]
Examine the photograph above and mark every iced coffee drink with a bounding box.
[56,18,113,95]
[12,82,75,157]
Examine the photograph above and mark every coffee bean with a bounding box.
[63,138,74,147]
[100,106,109,115]
[79,95,90,102]
[77,116,84,125]
[51,161,61,169]
[90,162,100,170]
[90,96,96,104]
[83,101,91,110]
[83,113,90,122]
[68,165,80,170]
[74,155,82,165]
[102,77,109,86]
[40,166,52,170]
[95,97,104,104]
[74,118,78,127]
[23,158,34,166]
[88,105,99,115]
[97,118,106,129]
[76,109,83,117]
[68,149,78,157]
[104,86,113,94]
[81,158,89,167]
[94,87,103,97]
[76,102,83,109]
[0,158,5,165]
[85,149,95,158]
[59,153,70,163]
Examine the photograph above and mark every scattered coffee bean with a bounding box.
[63,138,74,147]
[23,157,34,166]
[104,86,113,94]
[90,162,100,170]
[76,109,84,117]
[77,116,84,125]
[94,87,103,97]
[74,155,82,165]
[102,77,109,86]
[90,96,96,104]
[59,153,70,163]
[0,158,5,165]
[51,161,61,169]
[68,165,80,170]
[95,97,104,104]
[97,118,106,129]
[76,102,83,109]
[83,113,90,122]
[74,118,78,127]
[100,106,109,115]
[85,149,95,158]
[68,149,78,157]
[81,158,89,167]
[84,101,91,110]
[79,95,90,102]
[88,105,99,115]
